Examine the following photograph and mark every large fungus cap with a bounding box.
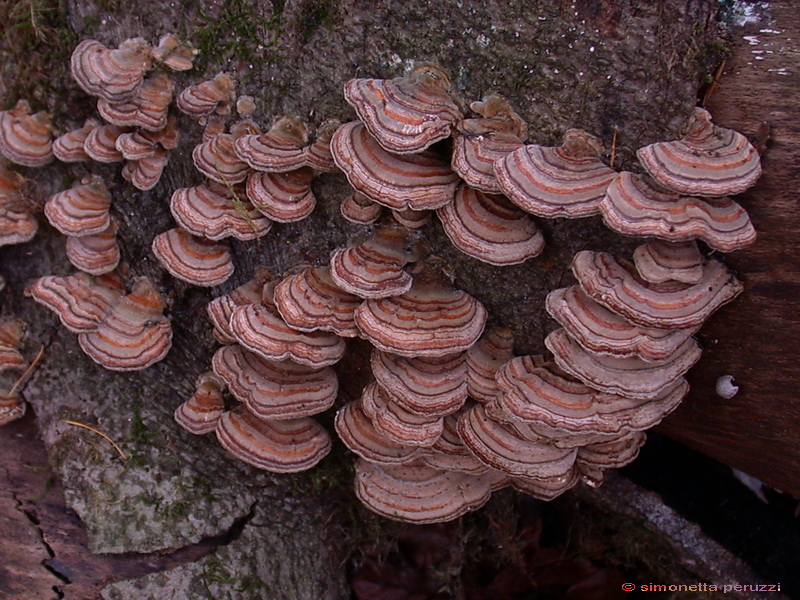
[437,184,544,266]
[355,269,488,358]
[234,115,309,173]
[273,266,362,337]
[331,121,459,211]
[84,124,125,163]
[340,192,382,224]
[53,119,99,163]
[78,277,172,371]
[545,328,699,400]
[121,149,169,191]
[371,348,468,417]
[354,458,501,524]
[174,372,226,435]
[303,119,341,173]
[26,271,124,333]
[494,129,616,218]
[572,250,744,329]
[465,327,515,403]
[177,73,236,117]
[599,171,757,252]
[70,38,152,102]
[207,271,273,345]
[192,129,252,185]
[245,167,316,223]
[152,228,234,287]
[97,71,174,132]
[44,178,111,237]
[212,344,337,420]
[344,65,462,155]
[0,319,26,372]
[171,181,272,241]
[546,285,699,361]
[65,222,120,275]
[335,400,422,465]
[215,406,331,473]
[0,100,54,167]
[637,107,762,197]
[361,381,444,447]
[633,239,704,285]
[496,359,687,434]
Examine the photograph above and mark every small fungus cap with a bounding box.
[70,38,152,103]
[152,228,234,287]
[44,179,112,237]
[335,400,422,465]
[0,100,54,167]
[465,327,515,403]
[234,115,309,173]
[65,222,121,275]
[174,372,226,435]
[245,167,316,223]
[633,240,704,285]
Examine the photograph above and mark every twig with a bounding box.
[610,129,618,169]
[8,344,45,395]
[702,59,726,106]
[61,420,128,460]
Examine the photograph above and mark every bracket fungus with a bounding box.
[0,100,54,167]
[96,71,174,132]
[207,272,274,345]
[0,165,37,247]
[335,399,423,465]
[152,227,234,287]
[44,177,112,237]
[177,72,236,117]
[70,38,153,103]
[65,221,121,275]
[174,372,227,435]
[53,119,99,162]
[465,327,516,403]
[340,192,382,225]
[0,319,26,372]
[245,167,316,223]
[192,120,258,185]
[84,124,126,163]
[632,239,704,285]
[234,115,309,173]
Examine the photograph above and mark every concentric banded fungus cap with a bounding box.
[354,267,488,357]
[637,107,762,197]
[303,119,340,172]
[44,178,111,236]
[176,73,236,117]
[273,266,362,337]
[572,250,744,329]
[494,129,616,218]
[458,403,578,480]
[207,270,273,345]
[78,277,172,371]
[577,431,647,471]
[354,458,501,524]
[599,172,757,252]
[331,121,459,211]
[329,222,426,299]
[633,240,703,285]
[371,349,467,417]
[0,100,54,167]
[174,372,226,435]
[511,468,580,501]
[437,184,544,266]
[70,38,152,102]
[216,406,331,473]
[65,222,120,275]
[121,149,169,191]
[53,119,99,162]
[545,328,699,400]
[192,126,254,185]
[361,381,444,447]
[340,192,382,224]
[344,65,462,154]
[0,394,25,426]
[151,34,197,71]
[171,181,272,241]
[546,285,699,361]
[0,319,26,371]
[0,176,37,246]
[335,400,421,465]
[230,295,346,368]
[115,116,180,157]
[84,124,125,163]
[152,228,234,287]
[245,167,316,223]
[496,359,687,434]
[97,71,174,132]
[420,409,490,475]
[26,271,124,333]
[212,344,337,420]
[234,115,309,173]
[392,207,431,229]
[466,327,515,403]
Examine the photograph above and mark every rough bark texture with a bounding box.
[0,0,726,597]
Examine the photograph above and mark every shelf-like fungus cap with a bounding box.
[65,221,120,275]
[637,107,762,197]
[115,117,180,159]
[0,393,25,426]
[572,250,744,329]
[174,372,226,435]
[176,72,236,117]
[335,400,422,465]
[78,277,172,371]
[466,327,515,403]
[391,207,431,229]
[26,271,124,333]
[84,124,125,163]
[0,166,37,247]
[510,468,580,501]
[303,119,340,172]
[216,406,331,473]
[44,178,111,236]
[371,348,468,417]
[355,270,488,357]
[340,192,382,224]
[152,228,234,287]
[0,319,26,372]
[207,270,273,345]
[121,149,170,191]
[546,285,699,361]
[331,121,459,211]
[0,100,54,167]
[496,359,687,434]
[576,431,647,471]
[192,126,254,185]
[330,222,427,299]
[151,34,197,71]
[70,38,152,102]
[234,115,309,173]
[273,266,362,337]
[171,180,272,241]
[599,172,757,252]
[212,344,338,420]
[437,184,544,266]
[97,71,174,132]
[494,129,616,218]
[245,167,316,223]
[632,239,704,285]
[52,119,99,162]
[545,328,699,400]
[344,65,462,155]
[419,409,490,475]
[354,458,501,524]
[458,403,578,480]
[361,381,444,447]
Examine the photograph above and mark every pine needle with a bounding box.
[62,420,128,460]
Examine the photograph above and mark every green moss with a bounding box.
[296,0,337,44]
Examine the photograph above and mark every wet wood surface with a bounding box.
[659,0,800,498]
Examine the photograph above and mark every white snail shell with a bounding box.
[715,375,739,399]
